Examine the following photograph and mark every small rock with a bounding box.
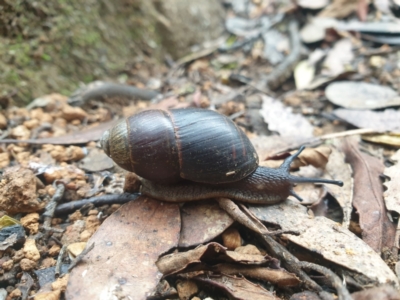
[0,167,42,214]
[10,125,30,140]
[0,153,10,169]
[33,290,61,300]
[48,245,61,257]
[12,250,24,263]
[23,239,40,262]
[0,288,7,300]
[34,265,69,288]
[67,242,87,258]
[51,274,69,292]
[8,288,21,299]
[1,260,13,271]
[20,258,37,271]
[61,220,85,244]
[62,105,88,121]
[0,225,26,249]
[40,257,56,269]
[20,213,40,234]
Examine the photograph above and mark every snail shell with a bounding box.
[101,108,258,184]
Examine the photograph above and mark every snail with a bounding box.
[101,108,343,204]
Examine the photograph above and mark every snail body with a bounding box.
[101,108,343,204]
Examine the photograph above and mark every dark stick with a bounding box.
[43,183,65,229]
[68,243,95,272]
[299,261,352,300]
[54,193,140,215]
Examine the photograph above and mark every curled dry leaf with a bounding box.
[156,242,272,276]
[179,201,234,248]
[194,274,280,300]
[249,200,398,286]
[66,197,180,300]
[362,133,400,147]
[342,137,396,253]
[212,263,300,287]
[261,146,332,170]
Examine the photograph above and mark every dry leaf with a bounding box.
[249,200,398,286]
[383,150,400,247]
[66,197,180,299]
[179,201,234,248]
[294,60,315,90]
[260,95,314,140]
[362,133,400,147]
[326,81,400,109]
[194,274,280,300]
[212,264,300,287]
[334,108,400,131]
[322,39,354,77]
[323,145,353,228]
[342,138,396,252]
[297,0,329,9]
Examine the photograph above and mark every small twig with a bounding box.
[299,261,352,300]
[43,183,66,229]
[54,193,139,215]
[263,19,302,90]
[260,235,323,292]
[55,245,68,278]
[68,242,95,272]
[217,198,270,235]
[319,128,379,140]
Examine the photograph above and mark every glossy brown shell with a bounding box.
[101,108,259,184]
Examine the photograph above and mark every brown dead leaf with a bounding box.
[333,108,400,131]
[194,274,280,300]
[249,200,398,286]
[179,201,234,248]
[156,243,225,276]
[260,146,332,170]
[66,197,180,300]
[156,242,272,277]
[362,132,400,147]
[212,263,300,287]
[260,95,314,141]
[342,137,396,253]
